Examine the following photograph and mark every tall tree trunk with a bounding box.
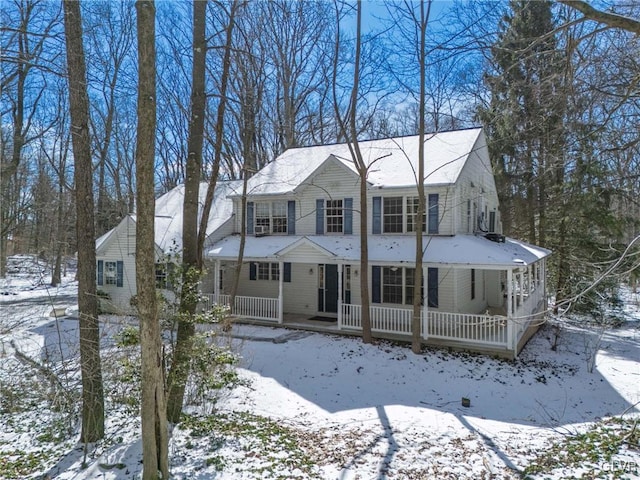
[166,0,207,423]
[332,0,372,343]
[348,2,372,344]
[135,1,169,477]
[412,0,432,354]
[197,0,239,262]
[62,0,104,442]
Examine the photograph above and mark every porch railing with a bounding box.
[201,293,279,322]
[427,311,508,346]
[342,304,414,335]
[512,287,545,339]
[342,303,509,348]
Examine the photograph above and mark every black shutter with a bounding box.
[116,261,124,287]
[344,197,353,234]
[372,265,381,303]
[247,202,254,235]
[97,260,103,286]
[372,197,381,234]
[428,267,438,308]
[316,199,324,234]
[249,262,256,280]
[284,262,291,282]
[288,201,296,235]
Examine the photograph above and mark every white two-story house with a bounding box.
[203,127,551,358]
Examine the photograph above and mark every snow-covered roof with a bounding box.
[206,233,550,269]
[150,180,243,252]
[95,228,114,253]
[97,180,242,255]
[239,128,484,196]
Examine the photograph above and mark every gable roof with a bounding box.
[239,128,484,196]
[96,180,242,255]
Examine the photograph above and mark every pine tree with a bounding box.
[480,0,565,247]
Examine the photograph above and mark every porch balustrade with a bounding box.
[201,293,279,322]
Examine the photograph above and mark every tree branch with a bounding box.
[558,1,640,35]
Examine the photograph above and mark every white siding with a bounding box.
[96,216,137,313]
[295,161,362,235]
[456,268,488,314]
[455,133,501,234]
[284,263,317,315]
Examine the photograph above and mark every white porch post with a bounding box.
[506,268,513,350]
[518,269,524,307]
[215,260,221,302]
[337,263,343,329]
[278,260,284,324]
[422,265,428,340]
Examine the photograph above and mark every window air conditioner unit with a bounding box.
[254,225,269,236]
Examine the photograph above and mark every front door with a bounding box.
[318,264,338,314]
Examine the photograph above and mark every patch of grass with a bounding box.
[524,417,639,479]
[180,411,318,478]
[0,449,52,479]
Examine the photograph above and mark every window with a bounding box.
[256,262,279,281]
[105,261,118,285]
[383,197,403,233]
[382,267,403,303]
[272,201,287,233]
[378,267,423,305]
[372,195,439,234]
[428,194,439,234]
[255,203,271,232]
[251,201,291,234]
[404,268,423,305]
[326,199,343,233]
[97,260,122,287]
[406,197,426,233]
[155,263,171,289]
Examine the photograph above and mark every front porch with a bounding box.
[201,278,546,358]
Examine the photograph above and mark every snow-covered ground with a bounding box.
[1,262,638,479]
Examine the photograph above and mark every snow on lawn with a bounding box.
[1,273,639,479]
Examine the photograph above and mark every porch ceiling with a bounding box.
[206,234,551,269]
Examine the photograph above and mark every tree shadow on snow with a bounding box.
[234,323,639,428]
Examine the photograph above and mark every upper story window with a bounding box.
[374,194,437,234]
[383,197,403,233]
[272,201,287,233]
[316,198,352,235]
[406,196,426,233]
[248,201,293,235]
[326,199,343,233]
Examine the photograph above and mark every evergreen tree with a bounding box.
[479,0,565,247]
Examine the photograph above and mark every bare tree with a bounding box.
[332,0,372,343]
[62,0,104,442]
[166,0,208,423]
[1,0,61,276]
[135,0,169,476]
[558,0,640,34]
